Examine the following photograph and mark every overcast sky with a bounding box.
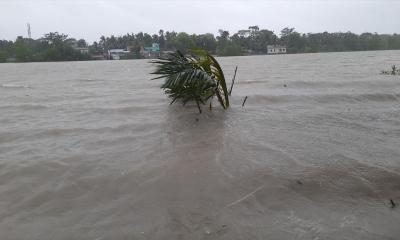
[0,0,399,43]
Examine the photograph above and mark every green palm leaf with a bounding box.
[152,49,230,113]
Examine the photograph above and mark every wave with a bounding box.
[91,104,164,114]
[74,78,105,82]
[0,84,31,89]
[248,93,400,104]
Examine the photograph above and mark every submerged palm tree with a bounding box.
[151,49,230,113]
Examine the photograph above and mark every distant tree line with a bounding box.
[1,26,400,62]
[0,32,90,63]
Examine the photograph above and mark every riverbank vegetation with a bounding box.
[1,26,400,62]
[0,33,90,62]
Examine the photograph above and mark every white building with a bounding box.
[267,45,287,54]
[108,49,130,60]
[75,47,89,54]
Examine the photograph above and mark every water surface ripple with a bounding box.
[1,51,400,240]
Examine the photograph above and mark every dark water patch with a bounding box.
[91,105,165,115]
[354,93,400,102]
[0,132,25,144]
[282,80,399,89]
[0,104,48,111]
[249,93,400,105]
[289,154,400,203]
[74,78,106,82]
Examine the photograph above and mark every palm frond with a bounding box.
[151,50,230,113]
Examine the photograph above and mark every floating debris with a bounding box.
[229,66,238,96]
[390,199,396,208]
[242,96,248,107]
[204,227,211,235]
[381,65,400,75]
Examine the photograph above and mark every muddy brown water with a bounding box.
[1,51,400,239]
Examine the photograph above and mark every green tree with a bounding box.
[14,37,32,62]
[193,33,217,53]
[42,32,68,45]
[217,41,243,56]
[169,32,195,52]
[0,50,7,62]
[158,29,166,49]
[77,39,87,48]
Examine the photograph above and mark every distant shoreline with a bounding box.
[1,28,400,63]
[1,49,399,64]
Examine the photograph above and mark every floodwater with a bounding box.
[1,51,400,240]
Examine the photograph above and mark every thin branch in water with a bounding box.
[226,186,264,208]
[392,65,397,75]
[381,65,400,75]
[390,199,396,208]
[242,96,248,107]
[196,101,202,113]
[229,66,238,96]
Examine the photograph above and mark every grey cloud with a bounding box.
[0,0,399,42]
